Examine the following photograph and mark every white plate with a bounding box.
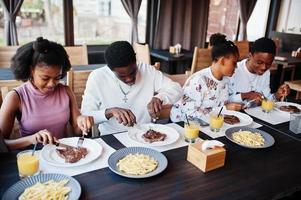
[203,110,253,128]
[274,102,301,114]
[128,124,180,147]
[40,137,102,167]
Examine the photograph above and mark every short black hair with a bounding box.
[11,37,71,81]
[211,38,239,62]
[209,33,227,47]
[104,41,136,69]
[250,37,276,55]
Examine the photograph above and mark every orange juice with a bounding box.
[261,99,274,113]
[210,114,224,132]
[184,122,200,143]
[17,150,39,178]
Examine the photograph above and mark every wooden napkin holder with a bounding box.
[169,46,176,54]
[187,141,226,172]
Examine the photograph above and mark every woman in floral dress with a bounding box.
[171,37,240,122]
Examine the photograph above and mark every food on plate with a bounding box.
[224,115,240,125]
[142,129,166,143]
[117,153,158,175]
[19,179,70,200]
[232,130,265,147]
[56,146,88,163]
[279,105,300,113]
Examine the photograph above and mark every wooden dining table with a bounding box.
[1,117,301,199]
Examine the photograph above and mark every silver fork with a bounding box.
[76,132,85,148]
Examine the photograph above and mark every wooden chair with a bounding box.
[285,80,301,100]
[66,69,93,108]
[64,45,89,65]
[234,41,249,60]
[0,46,19,68]
[187,47,211,75]
[158,73,189,120]
[0,80,23,105]
[0,80,23,139]
[133,42,160,70]
[166,74,189,87]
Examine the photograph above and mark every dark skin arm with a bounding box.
[0,91,57,150]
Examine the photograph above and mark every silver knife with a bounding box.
[55,142,76,149]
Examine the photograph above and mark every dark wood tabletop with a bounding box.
[275,52,301,66]
[150,49,193,62]
[0,64,105,80]
[1,121,301,200]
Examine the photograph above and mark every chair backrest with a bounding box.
[0,46,19,68]
[133,43,151,64]
[64,45,88,65]
[166,74,189,87]
[190,47,211,74]
[0,80,23,105]
[0,80,23,139]
[234,41,249,60]
[272,38,281,55]
[67,69,93,108]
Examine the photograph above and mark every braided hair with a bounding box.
[11,37,71,81]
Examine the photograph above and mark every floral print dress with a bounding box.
[170,67,229,122]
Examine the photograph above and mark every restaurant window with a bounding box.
[17,0,64,45]
[73,0,147,45]
[276,0,301,35]
[247,0,271,41]
[207,0,240,42]
[0,3,4,45]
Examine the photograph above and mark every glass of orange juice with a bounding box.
[261,99,274,113]
[209,112,224,132]
[17,150,39,178]
[184,121,200,143]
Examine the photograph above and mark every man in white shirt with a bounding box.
[228,37,289,105]
[81,41,182,134]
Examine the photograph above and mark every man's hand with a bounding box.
[147,97,163,120]
[275,84,290,101]
[105,107,136,126]
[241,91,263,105]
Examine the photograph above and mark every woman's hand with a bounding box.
[30,129,57,145]
[225,103,244,111]
[77,115,94,135]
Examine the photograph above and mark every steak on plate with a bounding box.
[224,115,240,125]
[142,129,166,143]
[279,105,300,113]
[56,147,88,163]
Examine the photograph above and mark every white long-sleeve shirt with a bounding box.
[170,67,229,122]
[228,59,272,102]
[81,63,183,134]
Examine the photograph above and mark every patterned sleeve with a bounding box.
[170,74,208,122]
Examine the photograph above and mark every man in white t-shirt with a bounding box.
[228,37,290,105]
[81,41,182,134]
